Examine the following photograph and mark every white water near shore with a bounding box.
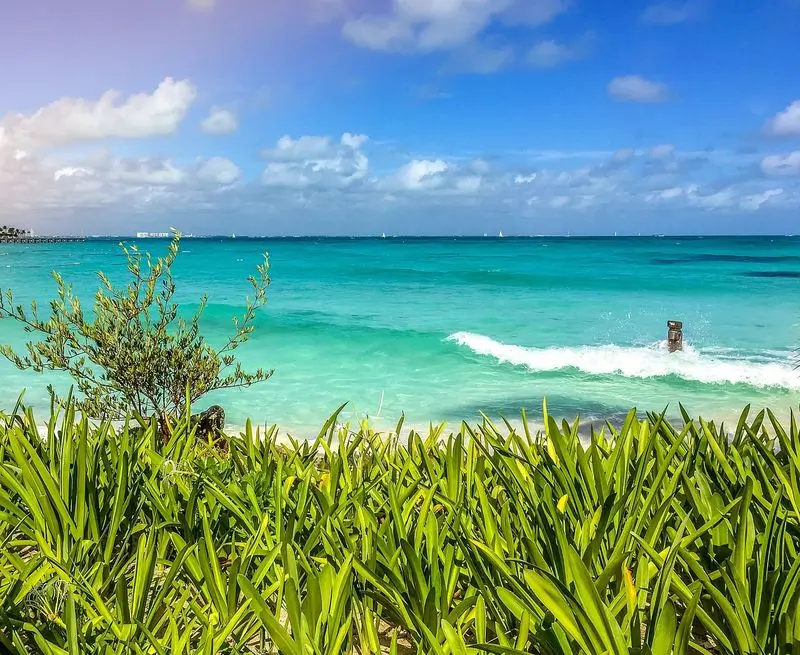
[448,332,800,390]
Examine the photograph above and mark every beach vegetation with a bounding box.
[0,231,272,429]
[0,401,797,653]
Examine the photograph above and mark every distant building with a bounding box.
[136,232,171,238]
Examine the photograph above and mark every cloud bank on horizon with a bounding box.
[0,0,799,235]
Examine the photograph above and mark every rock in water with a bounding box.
[667,320,683,353]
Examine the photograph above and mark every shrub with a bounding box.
[0,402,798,653]
[0,231,272,428]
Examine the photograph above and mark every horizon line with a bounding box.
[23,233,800,240]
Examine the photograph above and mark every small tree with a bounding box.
[0,231,272,428]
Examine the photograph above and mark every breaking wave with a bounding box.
[448,332,800,390]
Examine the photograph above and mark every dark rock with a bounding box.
[667,320,683,353]
[191,405,226,440]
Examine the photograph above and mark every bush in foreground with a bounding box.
[0,403,798,654]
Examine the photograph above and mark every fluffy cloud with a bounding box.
[0,78,197,151]
[761,151,800,176]
[201,108,238,135]
[0,147,243,221]
[764,100,800,138]
[640,2,704,24]
[197,157,241,185]
[393,159,449,190]
[740,189,783,211]
[608,75,668,103]
[1,128,796,231]
[261,133,369,188]
[342,0,568,54]
[379,157,491,194]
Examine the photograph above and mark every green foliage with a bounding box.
[0,402,799,653]
[0,232,272,421]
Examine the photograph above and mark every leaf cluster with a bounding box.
[0,402,798,653]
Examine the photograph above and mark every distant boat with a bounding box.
[382,232,386,238]
[231,233,236,239]
[499,231,504,238]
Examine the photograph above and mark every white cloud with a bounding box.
[659,187,683,199]
[394,159,449,190]
[201,108,238,135]
[0,134,796,231]
[198,157,241,185]
[686,185,736,209]
[380,157,488,194]
[265,135,334,160]
[106,158,187,186]
[608,75,668,103]
[262,162,312,188]
[761,151,800,176]
[0,145,250,221]
[740,189,783,211]
[528,33,592,68]
[261,132,370,189]
[0,78,197,150]
[341,0,568,54]
[641,2,704,24]
[764,100,800,138]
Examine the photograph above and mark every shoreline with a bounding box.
[14,403,798,445]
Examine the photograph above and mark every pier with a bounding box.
[0,236,85,244]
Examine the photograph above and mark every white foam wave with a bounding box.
[448,332,800,390]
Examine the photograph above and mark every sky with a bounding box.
[1,0,799,236]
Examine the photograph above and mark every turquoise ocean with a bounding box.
[1,236,799,434]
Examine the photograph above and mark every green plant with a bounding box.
[0,400,798,653]
[0,231,272,424]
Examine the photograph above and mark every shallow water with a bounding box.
[1,236,798,435]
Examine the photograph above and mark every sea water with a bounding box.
[1,236,798,434]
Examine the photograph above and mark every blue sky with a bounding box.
[0,0,799,235]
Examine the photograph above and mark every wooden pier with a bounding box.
[0,236,85,244]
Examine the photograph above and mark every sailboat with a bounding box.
[231,233,236,239]
[381,232,386,238]
[498,230,504,238]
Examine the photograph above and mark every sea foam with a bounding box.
[448,332,800,390]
